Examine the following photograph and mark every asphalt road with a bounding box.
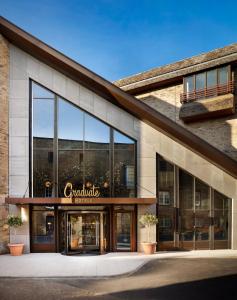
[1,257,237,300]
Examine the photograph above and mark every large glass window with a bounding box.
[114,131,135,197]
[32,82,136,198]
[182,66,230,102]
[32,84,54,197]
[157,156,175,242]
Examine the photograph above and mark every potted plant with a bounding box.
[139,213,158,254]
[7,215,24,256]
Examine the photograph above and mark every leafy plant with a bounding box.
[139,213,158,243]
[7,215,23,236]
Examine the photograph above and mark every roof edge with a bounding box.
[114,43,237,94]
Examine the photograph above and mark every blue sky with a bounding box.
[1,0,237,81]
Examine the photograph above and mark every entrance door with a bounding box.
[31,206,55,252]
[66,212,104,254]
[113,207,136,251]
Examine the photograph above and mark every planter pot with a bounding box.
[8,243,24,256]
[71,238,79,249]
[142,242,157,255]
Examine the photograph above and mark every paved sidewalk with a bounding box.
[0,250,237,278]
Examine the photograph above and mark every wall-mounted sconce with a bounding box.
[21,207,28,222]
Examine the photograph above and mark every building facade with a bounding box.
[0,17,237,254]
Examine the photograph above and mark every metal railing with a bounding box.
[180,81,234,103]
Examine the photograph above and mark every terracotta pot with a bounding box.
[142,242,157,255]
[71,238,79,249]
[8,243,24,256]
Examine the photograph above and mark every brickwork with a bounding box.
[0,34,9,253]
[137,68,237,161]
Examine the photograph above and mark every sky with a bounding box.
[1,0,237,81]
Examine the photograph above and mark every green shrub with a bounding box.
[7,215,23,235]
[139,213,158,242]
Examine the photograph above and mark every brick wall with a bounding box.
[0,34,9,253]
[137,69,237,162]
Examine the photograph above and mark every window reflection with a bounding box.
[33,83,54,99]
[85,114,110,149]
[58,151,84,197]
[207,70,217,88]
[185,76,194,93]
[84,150,110,197]
[33,86,54,197]
[32,82,136,198]
[179,170,193,209]
[195,180,209,210]
[114,130,135,197]
[58,99,83,145]
[218,67,228,85]
[195,73,205,90]
[158,158,174,206]
[33,99,54,138]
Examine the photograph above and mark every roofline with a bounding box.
[115,44,237,95]
[1,16,237,179]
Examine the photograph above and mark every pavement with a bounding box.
[1,250,237,299]
[0,250,237,278]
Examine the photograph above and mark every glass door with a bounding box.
[194,179,210,250]
[213,191,232,249]
[113,206,135,251]
[31,206,55,252]
[67,212,103,254]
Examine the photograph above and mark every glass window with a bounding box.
[33,141,54,197]
[32,82,54,99]
[33,99,54,138]
[58,99,83,149]
[84,113,110,149]
[214,191,230,210]
[32,81,136,198]
[114,130,135,197]
[195,179,210,210]
[179,170,193,209]
[58,150,84,197]
[195,73,206,90]
[33,85,55,197]
[180,213,194,241]
[218,66,228,85]
[207,70,217,88]
[158,157,174,206]
[184,76,194,93]
[84,150,110,197]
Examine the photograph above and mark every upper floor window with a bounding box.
[181,66,233,103]
[31,81,136,198]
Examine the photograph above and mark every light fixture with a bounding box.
[21,207,28,222]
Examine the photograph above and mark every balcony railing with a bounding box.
[180,81,234,104]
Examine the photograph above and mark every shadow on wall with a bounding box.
[140,91,237,162]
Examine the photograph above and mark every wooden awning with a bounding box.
[5,197,157,205]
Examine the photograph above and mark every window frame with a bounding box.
[183,65,231,96]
